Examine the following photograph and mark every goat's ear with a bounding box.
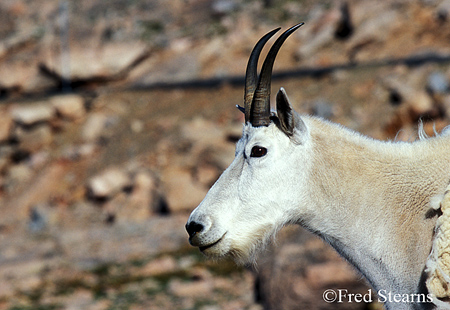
[276,87,307,143]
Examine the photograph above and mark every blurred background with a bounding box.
[1,0,450,309]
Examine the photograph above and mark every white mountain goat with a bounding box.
[185,24,450,309]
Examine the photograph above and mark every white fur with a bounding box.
[187,111,450,310]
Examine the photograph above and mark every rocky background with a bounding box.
[1,0,450,309]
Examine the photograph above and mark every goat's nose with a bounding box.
[185,221,204,238]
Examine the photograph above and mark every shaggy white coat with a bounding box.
[187,95,450,310]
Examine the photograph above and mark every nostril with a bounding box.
[186,221,204,238]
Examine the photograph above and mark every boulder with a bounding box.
[126,171,157,218]
[14,124,53,153]
[161,166,207,213]
[42,42,149,81]
[107,171,158,222]
[50,94,86,120]
[81,113,109,142]
[87,168,132,201]
[11,102,55,127]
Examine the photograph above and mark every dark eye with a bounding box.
[250,146,267,158]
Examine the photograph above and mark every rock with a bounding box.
[28,206,47,233]
[28,151,50,170]
[14,124,53,153]
[436,0,450,22]
[443,94,450,119]
[347,8,401,58]
[61,143,97,161]
[169,277,213,298]
[100,168,159,222]
[0,146,13,172]
[0,113,13,142]
[408,91,434,116]
[180,117,235,169]
[383,76,434,115]
[132,53,200,86]
[296,7,341,59]
[87,168,132,200]
[180,115,212,142]
[5,164,33,190]
[57,215,189,264]
[11,102,55,127]
[81,113,109,142]
[127,171,157,217]
[50,94,86,120]
[61,289,95,310]
[161,166,207,213]
[140,256,178,277]
[43,42,149,81]
[427,71,449,95]
[130,119,144,133]
[211,0,238,17]
[0,30,49,94]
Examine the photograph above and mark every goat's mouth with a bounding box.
[199,233,226,252]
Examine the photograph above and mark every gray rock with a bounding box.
[28,206,47,233]
[427,71,449,95]
[211,0,237,16]
[436,0,450,22]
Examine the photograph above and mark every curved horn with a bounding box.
[244,27,280,123]
[250,23,304,127]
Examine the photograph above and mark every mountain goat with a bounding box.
[185,23,450,309]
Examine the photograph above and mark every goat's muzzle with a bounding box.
[186,221,204,241]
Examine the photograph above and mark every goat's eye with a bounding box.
[250,146,267,158]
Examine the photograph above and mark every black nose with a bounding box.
[185,221,204,238]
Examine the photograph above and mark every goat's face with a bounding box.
[186,118,309,263]
[186,24,308,263]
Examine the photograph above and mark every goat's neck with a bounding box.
[300,118,450,300]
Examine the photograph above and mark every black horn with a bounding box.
[250,23,304,127]
[243,27,280,123]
